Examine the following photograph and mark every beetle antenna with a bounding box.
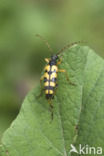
[36,34,53,54]
[57,40,86,55]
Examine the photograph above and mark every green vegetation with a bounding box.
[0,45,104,156]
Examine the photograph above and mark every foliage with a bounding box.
[0,45,104,156]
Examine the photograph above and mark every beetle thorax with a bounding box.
[49,55,58,65]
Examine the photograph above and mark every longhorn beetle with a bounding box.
[36,34,84,119]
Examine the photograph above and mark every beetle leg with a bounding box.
[53,83,58,95]
[40,75,44,90]
[57,57,62,65]
[37,88,44,98]
[58,69,69,80]
[48,99,54,120]
[50,84,58,120]
[45,58,50,63]
[58,69,76,85]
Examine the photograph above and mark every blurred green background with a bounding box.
[0,0,104,142]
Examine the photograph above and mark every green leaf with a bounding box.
[0,45,104,156]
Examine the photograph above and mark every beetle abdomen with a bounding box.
[44,65,58,99]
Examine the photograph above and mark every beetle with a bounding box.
[36,34,83,119]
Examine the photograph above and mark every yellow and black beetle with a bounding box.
[36,34,84,119]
